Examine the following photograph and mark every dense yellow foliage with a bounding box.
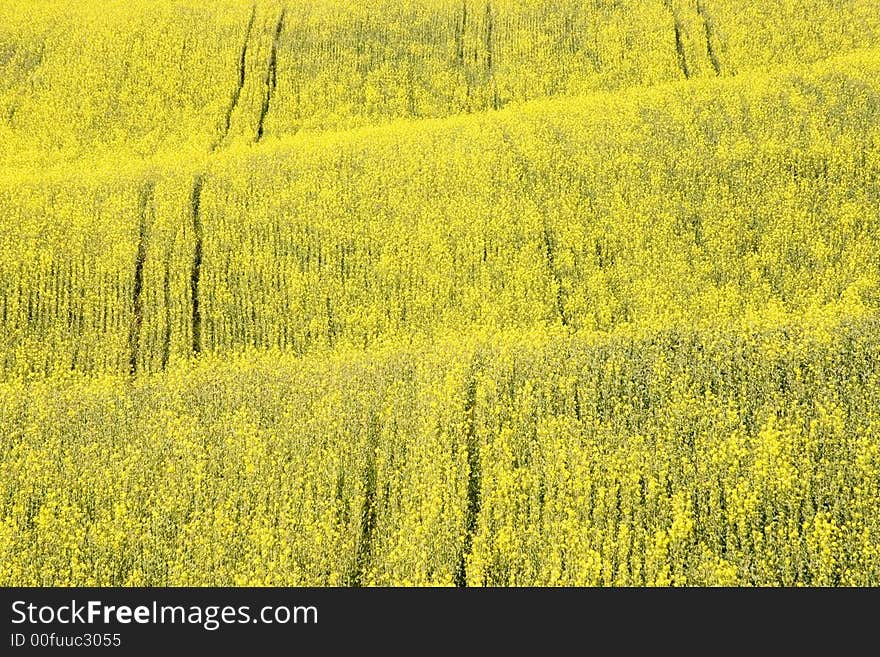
[2,321,879,585]
[2,50,879,376]
[2,0,879,166]
[0,1,879,585]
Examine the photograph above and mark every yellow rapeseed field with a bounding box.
[0,0,878,585]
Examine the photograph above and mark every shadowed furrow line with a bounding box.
[352,418,380,586]
[455,366,482,587]
[256,7,287,143]
[485,1,500,110]
[190,176,204,355]
[697,1,722,75]
[455,0,467,67]
[672,20,690,79]
[663,1,690,80]
[214,4,257,150]
[160,252,172,370]
[128,182,154,376]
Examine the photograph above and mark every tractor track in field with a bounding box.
[664,1,691,80]
[697,1,722,75]
[128,182,154,376]
[214,4,257,150]
[484,2,500,110]
[352,417,380,586]
[455,366,482,587]
[190,175,204,355]
[455,0,467,67]
[672,19,690,79]
[160,251,172,370]
[256,7,286,142]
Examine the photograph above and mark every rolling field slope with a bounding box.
[2,0,878,165]
[1,1,879,585]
